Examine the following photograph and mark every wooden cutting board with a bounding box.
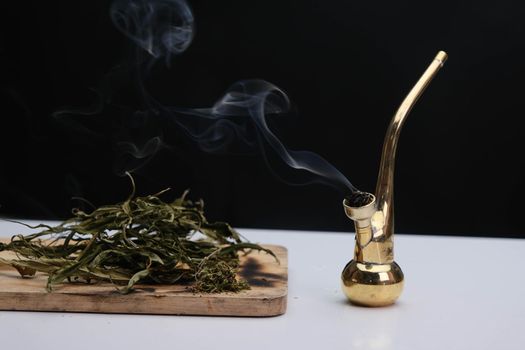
[0,243,287,317]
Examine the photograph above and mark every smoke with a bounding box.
[56,0,356,194]
[114,136,165,174]
[171,80,355,192]
[110,0,194,64]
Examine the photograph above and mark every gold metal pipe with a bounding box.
[341,51,448,307]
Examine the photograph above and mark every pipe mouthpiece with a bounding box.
[434,51,448,65]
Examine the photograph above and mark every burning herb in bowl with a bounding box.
[345,191,375,207]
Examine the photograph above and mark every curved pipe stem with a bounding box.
[375,51,448,239]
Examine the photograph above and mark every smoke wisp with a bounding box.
[56,0,357,194]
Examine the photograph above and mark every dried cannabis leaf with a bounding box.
[0,175,277,294]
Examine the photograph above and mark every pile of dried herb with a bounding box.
[0,176,276,294]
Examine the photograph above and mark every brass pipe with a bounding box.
[341,51,448,307]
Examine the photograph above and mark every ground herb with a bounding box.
[345,191,375,207]
[0,175,276,294]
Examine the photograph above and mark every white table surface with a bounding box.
[0,220,524,350]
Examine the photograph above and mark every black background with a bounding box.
[1,1,524,237]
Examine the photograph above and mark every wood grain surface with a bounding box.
[0,242,287,317]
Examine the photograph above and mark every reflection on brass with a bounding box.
[341,51,448,307]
